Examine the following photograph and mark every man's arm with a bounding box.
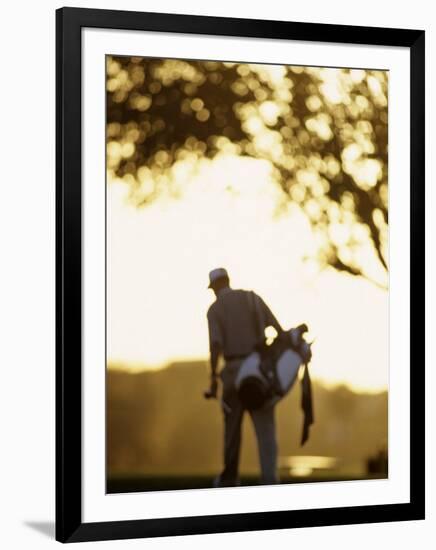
[210,343,220,379]
[204,343,221,399]
[204,308,223,399]
[256,293,283,334]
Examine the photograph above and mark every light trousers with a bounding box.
[216,360,279,487]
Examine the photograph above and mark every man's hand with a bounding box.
[203,373,219,399]
[204,345,220,399]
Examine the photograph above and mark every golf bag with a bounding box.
[234,325,312,411]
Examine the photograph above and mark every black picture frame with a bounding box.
[56,6,425,543]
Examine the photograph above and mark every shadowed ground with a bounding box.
[107,362,388,493]
[107,472,387,493]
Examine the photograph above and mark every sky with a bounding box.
[107,154,388,393]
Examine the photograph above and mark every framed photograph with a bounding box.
[56,7,425,543]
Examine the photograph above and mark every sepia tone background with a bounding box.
[106,55,388,492]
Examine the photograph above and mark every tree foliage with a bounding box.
[107,56,388,287]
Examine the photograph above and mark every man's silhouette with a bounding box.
[205,267,283,487]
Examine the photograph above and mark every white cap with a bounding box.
[208,267,229,288]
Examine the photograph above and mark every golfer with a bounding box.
[205,267,283,487]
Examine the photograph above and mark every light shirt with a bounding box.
[207,287,281,359]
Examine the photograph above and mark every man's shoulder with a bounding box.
[207,298,224,318]
[227,288,259,302]
[207,301,217,318]
[225,288,254,303]
[231,288,252,296]
[237,288,259,300]
[207,288,246,315]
